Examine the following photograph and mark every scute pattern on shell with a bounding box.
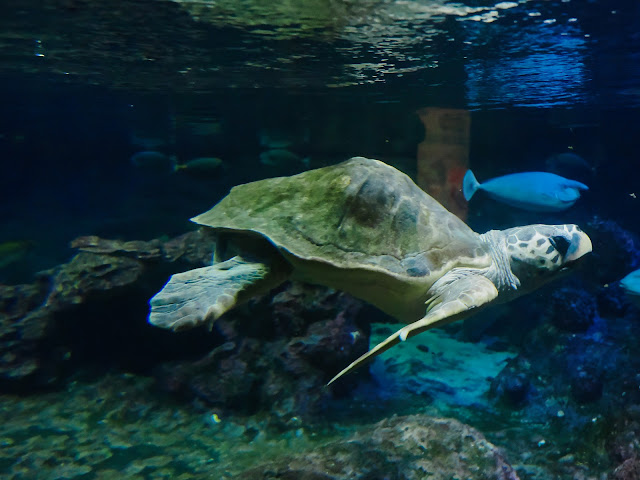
[192,157,487,280]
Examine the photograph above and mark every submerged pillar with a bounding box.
[416,107,470,221]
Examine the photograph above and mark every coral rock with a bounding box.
[237,414,520,480]
[549,286,598,333]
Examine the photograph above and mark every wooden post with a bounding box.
[416,107,470,221]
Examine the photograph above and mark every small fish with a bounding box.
[130,134,169,151]
[187,120,222,137]
[0,240,34,269]
[130,151,177,174]
[259,149,309,169]
[620,269,640,307]
[258,129,295,149]
[176,157,224,177]
[463,170,588,212]
[545,152,595,182]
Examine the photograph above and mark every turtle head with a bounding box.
[502,224,592,292]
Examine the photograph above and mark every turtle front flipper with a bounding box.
[149,256,289,331]
[327,273,498,385]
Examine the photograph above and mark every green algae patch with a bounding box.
[0,374,343,478]
[0,368,612,479]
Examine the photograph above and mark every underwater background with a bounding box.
[1,0,640,479]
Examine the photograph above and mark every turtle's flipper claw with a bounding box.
[326,328,403,386]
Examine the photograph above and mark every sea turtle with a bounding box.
[148,157,592,384]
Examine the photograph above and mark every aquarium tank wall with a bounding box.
[1,1,639,479]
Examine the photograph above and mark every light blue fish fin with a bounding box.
[555,188,581,203]
[563,179,589,191]
[621,269,640,295]
[463,170,480,201]
[554,179,588,203]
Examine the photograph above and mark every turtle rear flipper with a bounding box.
[327,273,498,385]
[149,256,287,331]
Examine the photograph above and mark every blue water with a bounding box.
[1,1,640,478]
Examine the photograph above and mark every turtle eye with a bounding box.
[549,235,570,257]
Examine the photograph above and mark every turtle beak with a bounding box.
[564,230,592,264]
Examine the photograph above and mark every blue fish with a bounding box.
[463,170,588,212]
[620,269,640,307]
[130,151,177,174]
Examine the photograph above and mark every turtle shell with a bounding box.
[192,157,489,283]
